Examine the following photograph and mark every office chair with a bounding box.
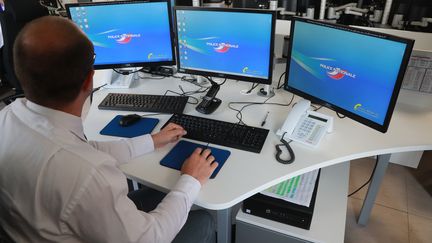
[0,224,14,243]
[0,0,48,105]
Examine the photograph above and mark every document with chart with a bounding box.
[261,170,319,207]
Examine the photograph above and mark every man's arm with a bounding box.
[88,123,186,164]
[62,162,201,243]
[88,135,154,164]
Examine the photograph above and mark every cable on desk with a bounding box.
[217,78,227,86]
[90,83,107,104]
[277,72,286,89]
[348,158,379,197]
[228,92,295,126]
[313,105,323,111]
[177,84,209,96]
[336,112,346,119]
[246,83,259,94]
[275,132,295,164]
[164,89,202,105]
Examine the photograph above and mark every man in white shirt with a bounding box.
[0,16,218,242]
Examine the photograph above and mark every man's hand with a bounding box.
[181,148,218,185]
[151,123,187,149]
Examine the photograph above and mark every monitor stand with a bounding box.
[257,84,275,98]
[105,69,137,89]
[191,75,210,86]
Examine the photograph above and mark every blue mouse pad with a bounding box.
[160,140,231,179]
[100,115,159,138]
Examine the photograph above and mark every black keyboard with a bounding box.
[98,93,188,114]
[164,113,269,153]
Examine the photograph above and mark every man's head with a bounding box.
[13,16,94,106]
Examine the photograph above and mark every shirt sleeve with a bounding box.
[62,161,201,243]
[87,134,155,164]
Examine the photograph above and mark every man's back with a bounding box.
[0,15,217,243]
[0,99,115,242]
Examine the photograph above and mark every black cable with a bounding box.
[218,78,227,86]
[228,93,295,125]
[275,133,295,164]
[246,83,259,94]
[314,105,323,111]
[89,83,107,104]
[336,112,346,119]
[348,158,379,197]
[277,72,286,89]
[164,89,200,105]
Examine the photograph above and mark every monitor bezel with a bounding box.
[284,17,414,133]
[65,0,176,70]
[174,6,276,85]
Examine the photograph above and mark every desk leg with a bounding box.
[358,153,391,225]
[217,207,232,243]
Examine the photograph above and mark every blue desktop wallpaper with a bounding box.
[287,21,407,125]
[176,10,272,79]
[69,2,173,66]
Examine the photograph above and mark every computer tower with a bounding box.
[242,170,320,230]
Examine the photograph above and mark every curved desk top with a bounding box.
[84,71,432,210]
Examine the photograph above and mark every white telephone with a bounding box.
[276,99,333,148]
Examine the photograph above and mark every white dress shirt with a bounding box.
[0,99,201,243]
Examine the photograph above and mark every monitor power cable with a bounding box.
[246,83,260,94]
[277,72,286,89]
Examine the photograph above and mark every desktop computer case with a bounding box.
[242,170,321,230]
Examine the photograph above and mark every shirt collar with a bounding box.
[26,100,87,141]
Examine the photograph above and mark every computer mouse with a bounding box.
[119,114,142,127]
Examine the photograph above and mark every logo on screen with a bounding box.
[353,103,379,118]
[206,42,239,53]
[320,64,356,80]
[107,33,141,44]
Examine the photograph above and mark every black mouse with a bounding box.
[119,114,142,127]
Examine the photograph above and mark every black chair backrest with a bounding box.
[0,0,48,93]
[0,224,14,243]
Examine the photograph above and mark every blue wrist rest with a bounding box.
[100,115,159,138]
[160,140,231,179]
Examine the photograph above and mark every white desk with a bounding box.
[84,71,432,243]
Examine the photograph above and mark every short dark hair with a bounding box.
[13,16,94,105]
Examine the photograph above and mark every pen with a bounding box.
[261,111,269,127]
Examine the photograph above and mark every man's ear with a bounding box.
[82,70,95,93]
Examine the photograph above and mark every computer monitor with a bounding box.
[66,0,176,70]
[284,17,414,133]
[174,7,276,85]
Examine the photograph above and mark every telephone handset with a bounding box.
[277,99,333,148]
[196,83,221,114]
